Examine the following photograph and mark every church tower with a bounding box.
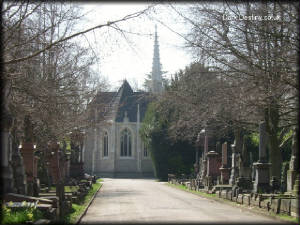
[151,25,163,93]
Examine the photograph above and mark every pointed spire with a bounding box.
[151,25,163,93]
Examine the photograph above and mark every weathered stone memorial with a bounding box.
[253,121,271,193]
[239,137,251,178]
[287,127,299,196]
[70,132,85,178]
[194,134,200,176]
[229,141,238,185]
[219,142,230,184]
[206,150,221,187]
[200,134,208,183]
[235,136,252,191]
[47,142,60,184]
[229,128,243,186]
[195,132,203,190]
[216,141,221,154]
[11,138,27,194]
[19,115,40,196]
[1,86,14,194]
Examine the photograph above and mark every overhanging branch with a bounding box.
[3,5,153,65]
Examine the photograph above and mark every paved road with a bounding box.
[80,178,283,224]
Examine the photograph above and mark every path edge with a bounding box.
[75,181,103,224]
[166,183,297,224]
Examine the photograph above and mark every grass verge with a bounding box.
[166,183,216,198]
[63,179,103,224]
[166,182,299,224]
[269,211,299,223]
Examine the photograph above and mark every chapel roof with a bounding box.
[92,80,151,123]
[115,92,150,122]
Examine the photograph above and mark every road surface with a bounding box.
[80,178,283,223]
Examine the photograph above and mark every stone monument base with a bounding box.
[229,167,239,185]
[287,170,297,192]
[219,167,230,184]
[236,176,253,190]
[292,175,299,196]
[253,162,271,193]
[1,165,15,193]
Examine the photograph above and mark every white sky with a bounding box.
[77,3,193,91]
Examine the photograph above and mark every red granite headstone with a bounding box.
[207,151,222,177]
[222,142,227,166]
[48,143,60,184]
[20,143,35,182]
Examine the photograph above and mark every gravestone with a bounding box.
[281,162,289,193]
[216,141,222,154]
[9,123,26,194]
[65,154,71,179]
[194,163,199,174]
[229,142,238,185]
[11,142,27,194]
[20,115,40,196]
[270,176,280,193]
[219,142,230,184]
[293,175,300,197]
[249,152,255,181]
[200,135,209,182]
[70,138,85,178]
[20,143,35,196]
[239,136,251,178]
[47,142,68,221]
[33,177,40,197]
[287,127,299,195]
[229,128,242,185]
[253,121,271,193]
[47,142,60,184]
[206,150,221,187]
[1,107,14,194]
[194,135,200,175]
[197,156,202,176]
[58,142,69,182]
[222,142,228,166]
[1,84,15,194]
[236,136,252,191]
[20,116,36,196]
[56,180,65,221]
[196,156,203,189]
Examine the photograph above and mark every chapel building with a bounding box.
[82,26,163,177]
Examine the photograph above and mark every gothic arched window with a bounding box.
[103,131,108,157]
[143,143,148,157]
[120,128,132,157]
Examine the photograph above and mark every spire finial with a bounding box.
[150,24,163,93]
